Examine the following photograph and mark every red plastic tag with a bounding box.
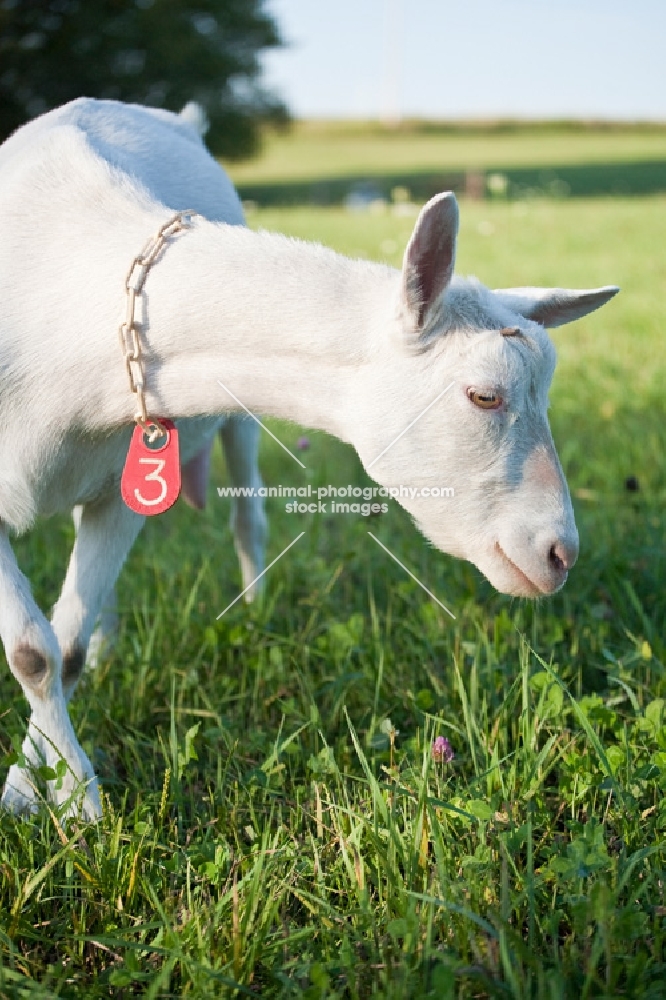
[121,419,181,515]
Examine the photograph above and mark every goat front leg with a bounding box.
[0,524,100,819]
[27,493,145,817]
[220,416,267,600]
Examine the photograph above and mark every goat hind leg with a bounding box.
[220,416,267,600]
[72,507,120,669]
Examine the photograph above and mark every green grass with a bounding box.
[226,120,666,204]
[1,152,666,994]
[228,120,666,184]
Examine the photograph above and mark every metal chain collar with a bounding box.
[119,210,199,440]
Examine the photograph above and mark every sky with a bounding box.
[261,0,666,121]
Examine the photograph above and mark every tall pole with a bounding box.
[381,0,402,125]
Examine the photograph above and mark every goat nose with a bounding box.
[548,538,578,574]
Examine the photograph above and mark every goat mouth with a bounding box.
[494,542,544,597]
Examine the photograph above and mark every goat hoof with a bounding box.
[86,610,120,669]
[56,780,102,823]
[48,759,102,822]
[1,765,39,816]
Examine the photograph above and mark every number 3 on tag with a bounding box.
[121,419,181,515]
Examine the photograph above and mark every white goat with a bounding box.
[0,98,617,819]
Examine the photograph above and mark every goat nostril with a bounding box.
[549,544,564,573]
[549,542,568,573]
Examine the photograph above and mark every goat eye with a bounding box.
[467,388,502,410]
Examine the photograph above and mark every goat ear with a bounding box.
[493,286,619,328]
[401,192,459,332]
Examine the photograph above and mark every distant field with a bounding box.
[226,120,666,203]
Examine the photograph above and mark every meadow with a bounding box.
[0,124,665,998]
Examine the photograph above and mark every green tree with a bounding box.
[0,0,287,157]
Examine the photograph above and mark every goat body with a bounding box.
[0,99,618,818]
